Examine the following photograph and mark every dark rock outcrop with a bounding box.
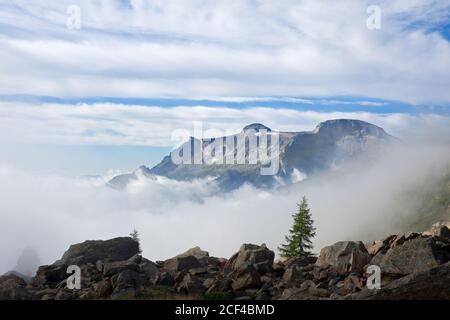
[1,229,449,300]
[376,238,443,275]
[55,237,140,266]
[0,274,33,300]
[347,262,450,300]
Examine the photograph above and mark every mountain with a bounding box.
[108,119,395,191]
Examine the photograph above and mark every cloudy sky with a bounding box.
[0,0,449,174]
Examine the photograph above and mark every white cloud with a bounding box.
[0,0,449,103]
[1,101,449,147]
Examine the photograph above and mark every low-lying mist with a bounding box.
[0,141,449,275]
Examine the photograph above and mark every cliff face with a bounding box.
[1,224,449,300]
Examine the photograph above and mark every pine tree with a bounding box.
[129,229,142,253]
[278,196,316,258]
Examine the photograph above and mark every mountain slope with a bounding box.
[108,119,395,191]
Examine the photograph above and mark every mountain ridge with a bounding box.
[108,119,395,191]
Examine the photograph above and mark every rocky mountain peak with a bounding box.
[243,123,271,132]
[313,119,390,138]
[108,119,396,191]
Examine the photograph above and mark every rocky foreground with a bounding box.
[1,224,450,300]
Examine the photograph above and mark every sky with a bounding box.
[1,1,450,174]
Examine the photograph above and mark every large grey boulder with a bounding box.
[175,247,209,261]
[231,262,261,291]
[282,265,305,286]
[55,237,140,266]
[316,241,371,275]
[139,260,159,280]
[376,238,443,275]
[164,255,202,272]
[178,273,206,295]
[346,262,450,300]
[226,244,275,275]
[111,270,140,292]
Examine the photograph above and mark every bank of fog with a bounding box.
[0,143,449,274]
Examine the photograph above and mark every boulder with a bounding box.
[175,247,209,263]
[389,234,406,249]
[205,277,232,294]
[366,235,397,256]
[282,265,305,286]
[312,267,331,282]
[127,254,143,264]
[188,267,207,276]
[111,270,140,291]
[80,263,100,278]
[346,262,450,300]
[231,262,261,291]
[55,237,140,266]
[377,238,443,275]
[93,279,112,298]
[316,241,371,275]
[202,277,216,289]
[178,273,206,295]
[341,274,364,295]
[164,256,202,272]
[366,240,383,256]
[103,260,139,277]
[153,271,174,286]
[139,260,159,280]
[226,244,275,275]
